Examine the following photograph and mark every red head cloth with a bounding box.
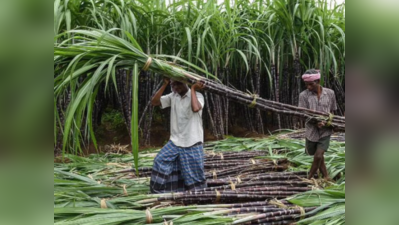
[302,72,320,82]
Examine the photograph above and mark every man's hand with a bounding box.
[152,78,170,106]
[191,81,205,91]
[317,121,325,129]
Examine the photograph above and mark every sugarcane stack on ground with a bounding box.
[136,151,287,178]
[133,151,312,211]
[54,136,345,225]
[124,151,318,224]
[62,151,319,224]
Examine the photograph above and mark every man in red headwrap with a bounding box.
[298,69,338,180]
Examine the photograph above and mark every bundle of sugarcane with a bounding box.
[131,197,317,224]
[115,151,284,177]
[123,158,276,177]
[278,129,346,142]
[200,79,345,131]
[205,151,268,161]
[136,172,312,206]
[184,201,314,224]
[193,201,292,209]
[203,137,345,183]
[54,29,345,132]
[205,164,288,180]
[204,159,288,173]
[137,190,302,205]
[232,206,317,225]
[286,184,345,225]
[194,205,318,221]
[141,168,312,205]
[203,137,280,152]
[172,181,312,205]
[54,206,234,225]
[204,156,288,180]
[204,171,309,189]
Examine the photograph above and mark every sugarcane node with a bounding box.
[100,199,108,209]
[215,190,221,203]
[122,184,128,196]
[311,178,320,188]
[229,180,236,191]
[142,57,152,71]
[145,208,153,224]
[187,78,197,85]
[269,199,288,209]
[213,170,217,180]
[292,206,306,220]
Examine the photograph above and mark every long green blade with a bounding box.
[131,62,139,175]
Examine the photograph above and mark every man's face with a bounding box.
[170,81,187,95]
[305,80,319,92]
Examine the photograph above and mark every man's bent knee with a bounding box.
[313,154,322,161]
[313,150,324,161]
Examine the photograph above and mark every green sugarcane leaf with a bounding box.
[235,49,249,73]
[131,62,139,175]
[185,27,192,63]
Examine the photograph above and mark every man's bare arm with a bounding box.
[190,81,205,112]
[151,78,170,106]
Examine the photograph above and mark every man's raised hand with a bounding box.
[163,78,170,85]
[191,81,205,91]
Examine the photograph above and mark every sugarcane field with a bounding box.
[54,0,345,224]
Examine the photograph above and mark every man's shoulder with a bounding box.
[323,88,335,95]
[299,90,309,97]
[195,91,204,98]
[164,92,177,98]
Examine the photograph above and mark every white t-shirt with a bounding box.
[160,89,205,147]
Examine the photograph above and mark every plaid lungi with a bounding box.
[150,141,207,193]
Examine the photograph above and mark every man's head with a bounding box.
[170,80,189,96]
[302,69,321,93]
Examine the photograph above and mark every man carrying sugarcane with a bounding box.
[150,78,207,193]
[299,69,338,180]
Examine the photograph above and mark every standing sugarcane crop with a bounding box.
[150,78,207,193]
[298,69,340,180]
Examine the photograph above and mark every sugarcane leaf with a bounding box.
[124,31,143,52]
[298,204,345,224]
[235,49,249,73]
[56,63,97,91]
[54,169,102,185]
[131,62,139,175]
[185,27,192,63]
[105,55,119,92]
